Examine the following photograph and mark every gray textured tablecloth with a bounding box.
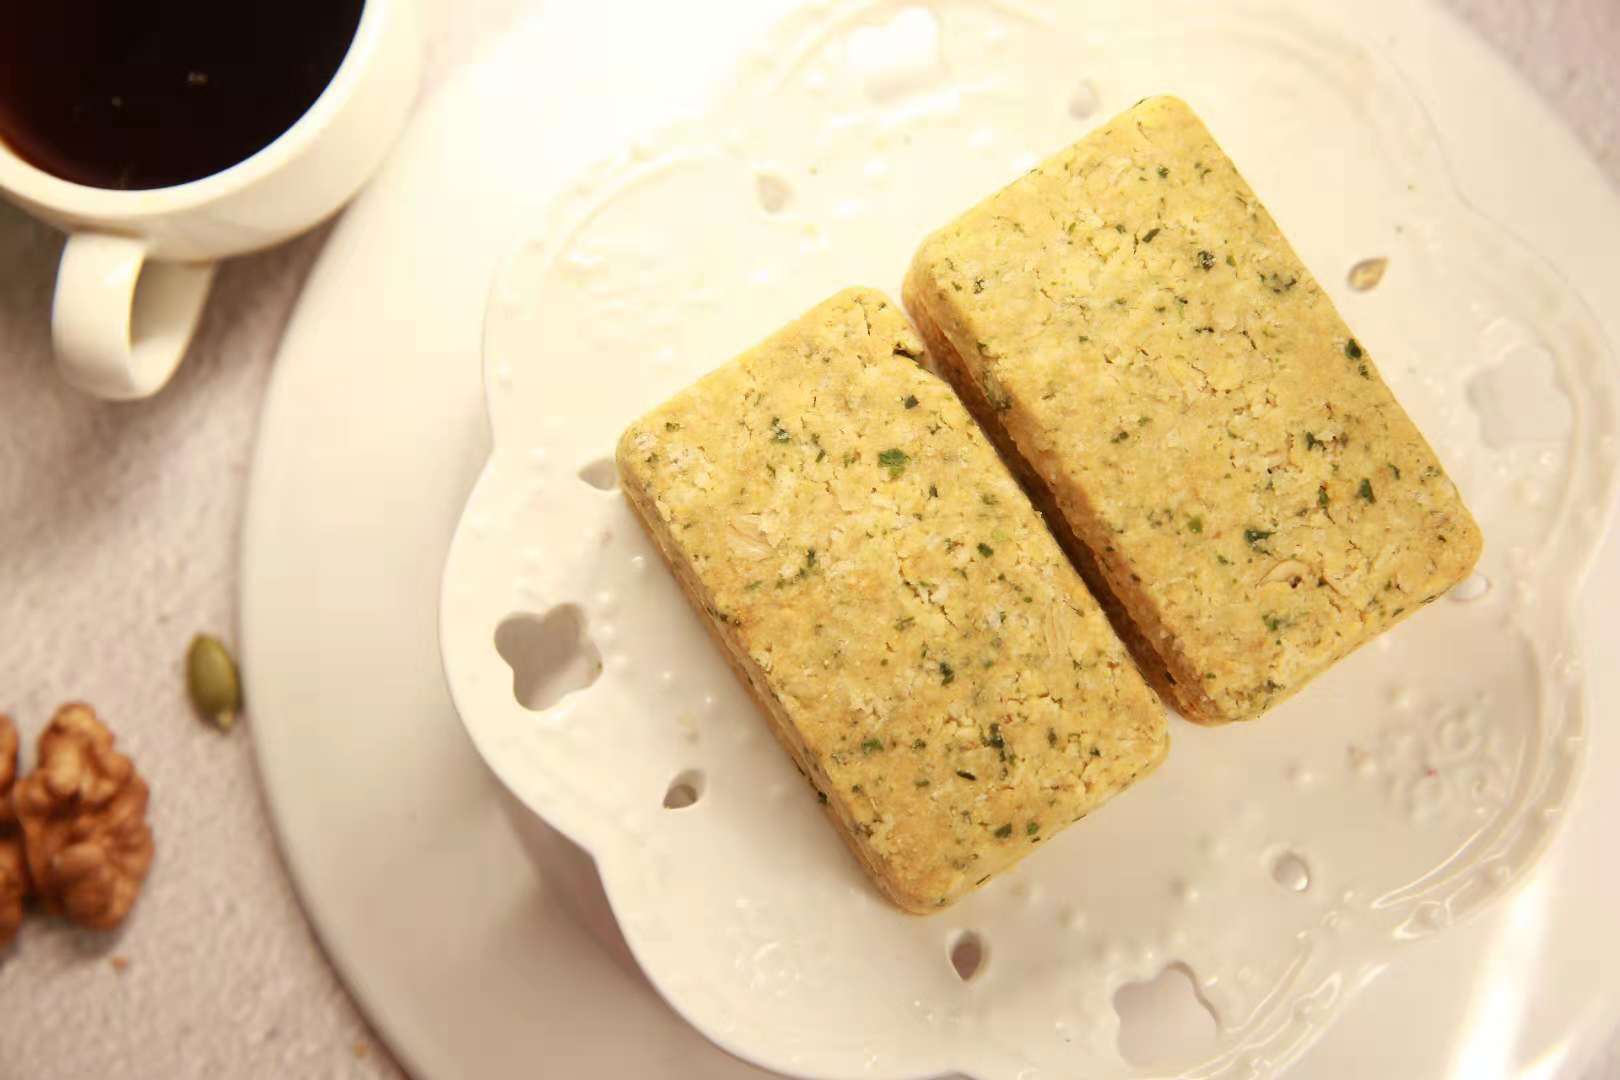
[0,1,1614,1076]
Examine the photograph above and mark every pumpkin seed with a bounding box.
[187,634,241,732]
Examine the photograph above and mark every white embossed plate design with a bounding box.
[439,2,1620,1077]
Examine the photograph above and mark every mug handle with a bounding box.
[50,233,216,400]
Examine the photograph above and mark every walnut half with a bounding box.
[13,704,155,931]
[1,714,28,948]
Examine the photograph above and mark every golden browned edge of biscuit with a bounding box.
[615,322,958,915]
[903,272,1223,724]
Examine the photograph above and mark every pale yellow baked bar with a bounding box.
[617,288,1167,912]
[904,97,1482,724]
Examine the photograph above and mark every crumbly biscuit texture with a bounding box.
[617,288,1167,911]
[905,97,1482,723]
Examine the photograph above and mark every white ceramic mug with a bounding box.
[0,0,421,400]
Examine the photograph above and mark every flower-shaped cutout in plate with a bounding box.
[441,1,1620,1076]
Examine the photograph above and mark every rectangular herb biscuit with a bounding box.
[903,97,1482,724]
[616,288,1167,913]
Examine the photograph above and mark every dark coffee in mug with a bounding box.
[0,0,365,190]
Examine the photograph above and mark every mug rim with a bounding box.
[0,0,387,220]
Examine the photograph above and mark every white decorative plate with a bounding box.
[438,2,1618,1077]
[241,1,1620,1078]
